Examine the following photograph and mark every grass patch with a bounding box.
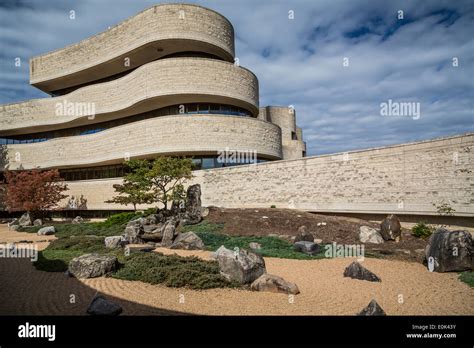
[182,221,327,260]
[459,271,474,287]
[18,222,125,238]
[112,252,237,289]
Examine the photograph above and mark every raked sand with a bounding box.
[0,224,472,316]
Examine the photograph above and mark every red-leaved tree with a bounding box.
[4,169,69,218]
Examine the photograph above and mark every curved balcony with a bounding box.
[1,58,259,136]
[4,114,282,170]
[30,4,235,93]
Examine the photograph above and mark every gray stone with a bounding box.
[294,225,314,243]
[104,236,123,249]
[87,295,122,316]
[249,242,262,250]
[359,226,384,244]
[180,184,202,225]
[344,261,381,282]
[293,241,320,255]
[9,225,20,231]
[358,299,386,316]
[72,216,84,224]
[380,214,401,241]
[33,219,43,226]
[122,218,145,244]
[161,218,178,247]
[170,232,205,250]
[201,207,210,217]
[68,253,117,279]
[37,226,55,236]
[424,228,473,272]
[18,212,32,227]
[124,244,155,255]
[251,274,300,295]
[216,246,266,284]
[8,218,19,227]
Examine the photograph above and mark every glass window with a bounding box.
[191,158,202,170]
[202,157,215,169]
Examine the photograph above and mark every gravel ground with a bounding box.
[1,225,472,316]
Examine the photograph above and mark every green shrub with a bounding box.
[113,252,236,289]
[101,212,143,227]
[412,222,433,238]
[459,271,474,287]
[270,205,276,208]
[143,208,158,216]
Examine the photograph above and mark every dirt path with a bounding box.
[0,225,472,316]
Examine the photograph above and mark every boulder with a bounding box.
[18,212,32,227]
[72,216,84,224]
[37,226,55,236]
[87,295,122,316]
[358,299,386,316]
[343,261,381,282]
[161,218,178,247]
[251,274,300,295]
[180,184,202,226]
[380,215,401,241]
[294,225,314,243]
[216,246,266,284]
[424,228,473,272]
[104,236,123,249]
[68,253,117,279]
[124,244,155,255]
[359,226,384,244]
[33,219,43,226]
[293,241,320,255]
[170,232,205,250]
[249,242,262,250]
[141,226,164,242]
[122,218,145,244]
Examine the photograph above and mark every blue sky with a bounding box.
[0,0,473,155]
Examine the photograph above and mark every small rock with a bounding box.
[293,241,320,255]
[359,226,384,244]
[380,215,401,241]
[217,246,266,284]
[9,225,20,231]
[68,253,117,279]
[262,216,268,219]
[87,295,122,316]
[7,218,19,227]
[201,207,210,217]
[249,242,262,250]
[33,219,43,226]
[72,216,84,224]
[18,212,32,227]
[314,238,323,244]
[104,236,123,249]
[358,299,386,316]
[294,225,314,243]
[343,261,381,282]
[161,218,178,247]
[124,244,155,254]
[251,274,300,295]
[268,233,278,238]
[317,222,327,226]
[37,226,55,236]
[170,232,205,250]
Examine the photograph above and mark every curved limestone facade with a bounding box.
[0,3,306,212]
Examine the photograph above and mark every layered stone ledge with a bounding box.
[3,115,282,170]
[30,3,235,92]
[1,58,258,136]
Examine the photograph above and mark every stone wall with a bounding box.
[59,133,474,217]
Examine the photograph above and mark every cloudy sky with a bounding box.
[0,0,473,155]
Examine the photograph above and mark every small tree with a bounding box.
[147,157,193,210]
[4,169,68,218]
[106,160,154,211]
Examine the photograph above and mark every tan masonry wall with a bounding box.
[30,3,235,89]
[4,115,282,170]
[59,133,474,216]
[1,58,258,135]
